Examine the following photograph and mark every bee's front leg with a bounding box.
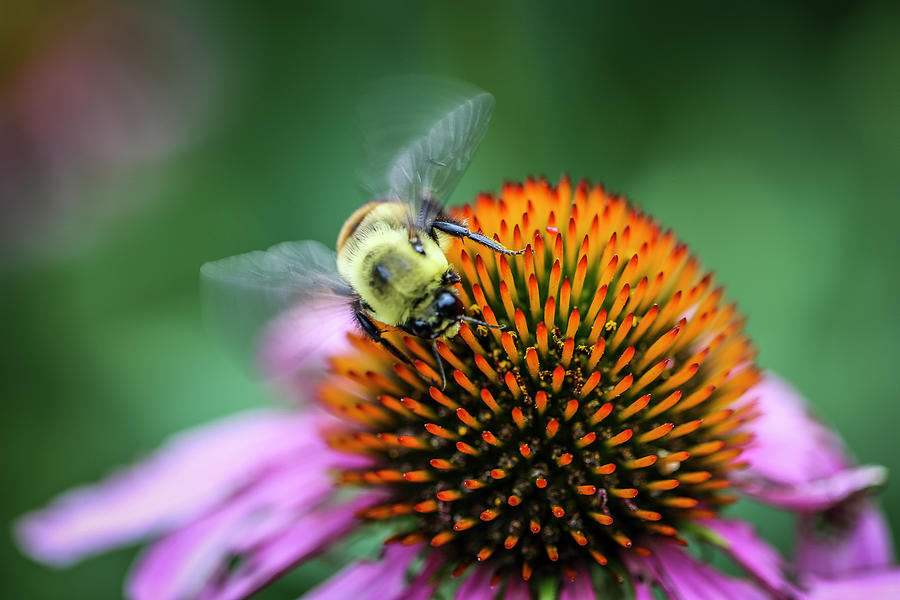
[352,300,411,365]
[429,339,447,391]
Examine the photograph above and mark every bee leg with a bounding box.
[431,339,447,390]
[432,221,525,255]
[353,306,411,365]
[442,268,461,285]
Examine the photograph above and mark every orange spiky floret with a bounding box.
[321,177,759,583]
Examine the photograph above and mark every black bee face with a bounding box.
[401,290,463,339]
[404,318,436,338]
[433,290,463,320]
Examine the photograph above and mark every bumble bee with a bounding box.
[201,80,520,387]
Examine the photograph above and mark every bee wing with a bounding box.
[256,289,359,395]
[357,77,495,229]
[200,240,355,377]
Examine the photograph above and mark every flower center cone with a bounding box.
[322,176,760,583]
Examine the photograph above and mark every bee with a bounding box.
[201,80,521,387]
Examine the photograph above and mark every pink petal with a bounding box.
[403,550,446,600]
[739,465,887,512]
[797,498,895,577]
[298,542,423,600]
[126,456,346,600]
[455,565,498,600]
[804,569,900,599]
[560,566,596,600]
[705,518,794,597]
[740,373,847,484]
[503,576,531,600]
[626,540,769,600]
[631,576,655,600]
[15,410,341,566]
[735,372,895,582]
[503,575,531,600]
[258,299,356,400]
[736,373,886,511]
[620,552,659,600]
[195,494,381,600]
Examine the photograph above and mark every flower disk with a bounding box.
[323,177,761,583]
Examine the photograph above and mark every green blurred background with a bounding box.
[2,0,899,597]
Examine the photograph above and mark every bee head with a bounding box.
[433,290,463,320]
[403,290,463,339]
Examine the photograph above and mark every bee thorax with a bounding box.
[337,213,451,329]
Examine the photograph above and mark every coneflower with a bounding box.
[14,178,897,600]
[326,176,758,586]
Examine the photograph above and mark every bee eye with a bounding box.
[409,235,426,255]
[407,319,432,337]
[434,291,463,318]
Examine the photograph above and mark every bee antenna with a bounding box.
[460,315,504,330]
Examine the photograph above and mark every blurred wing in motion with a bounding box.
[200,240,355,382]
[256,293,358,397]
[356,77,495,229]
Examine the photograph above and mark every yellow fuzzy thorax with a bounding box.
[336,202,452,326]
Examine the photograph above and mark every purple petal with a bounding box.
[620,552,659,600]
[804,569,900,599]
[735,373,886,511]
[626,540,769,600]
[560,566,596,600]
[455,564,498,600]
[403,550,445,600]
[797,498,895,577]
[630,576,655,600]
[197,493,382,600]
[126,455,350,600]
[740,373,847,484]
[258,300,356,400]
[740,465,887,512]
[705,518,793,596]
[503,576,531,600]
[298,542,423,600]
[15,410,344,566]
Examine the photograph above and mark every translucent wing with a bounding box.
[357,77,495,229]
[200,240,354,375]
[256,292,358,397]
